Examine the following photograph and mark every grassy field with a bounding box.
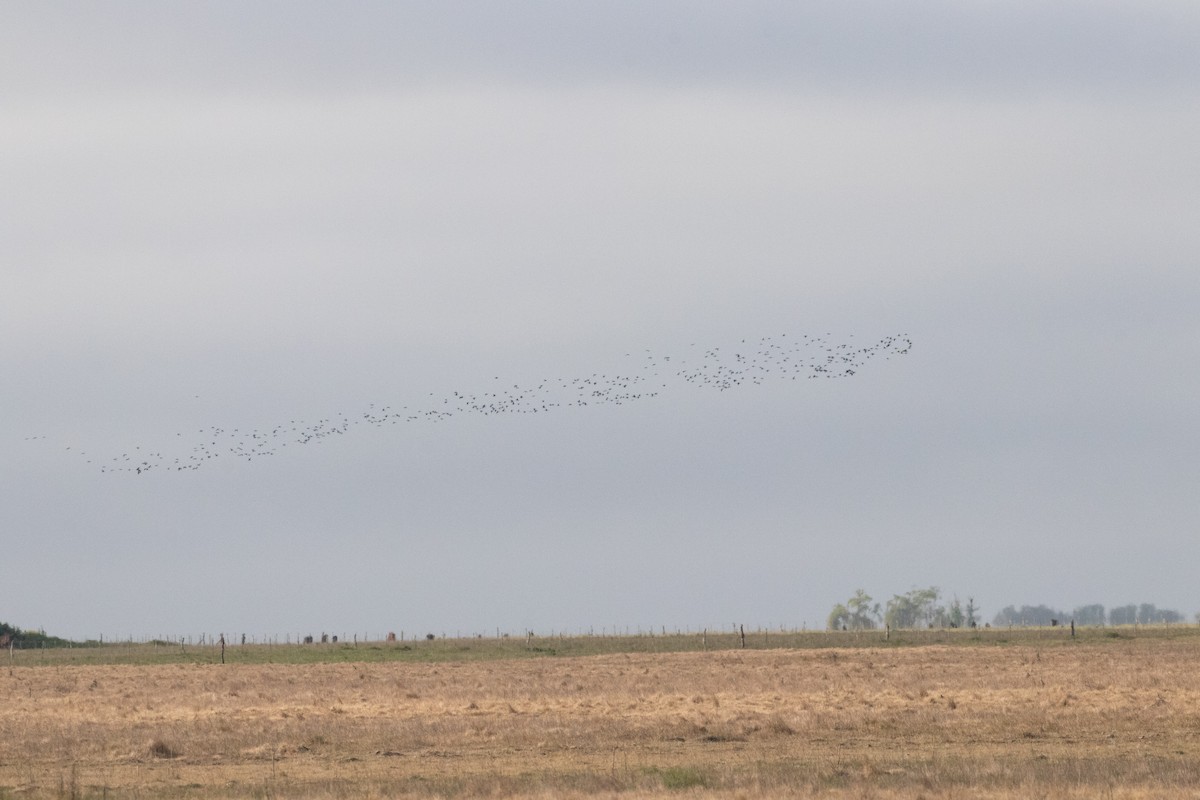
[3,626,1200,798]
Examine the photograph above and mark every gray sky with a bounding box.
[3,2,1198,641]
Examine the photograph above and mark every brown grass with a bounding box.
[3,636,1200,798]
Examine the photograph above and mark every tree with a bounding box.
[885,587,943,629]
[992,605,1017,626]
[0,623,73,649]
[1109,604,1137,625]
[846,589,881,630]
[827,603,850,631]
[1073,604,1106,626]
[948,597,964,629]
[884,593,920,629]
[992,604,1065,627]
[1135,604,1184,624]
[965,597,979,628]
[827,590,881,631]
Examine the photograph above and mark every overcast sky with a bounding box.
[4,2,1198,641]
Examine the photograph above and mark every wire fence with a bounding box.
[7,620,1198,669]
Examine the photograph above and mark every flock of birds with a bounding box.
[29,332,911,475]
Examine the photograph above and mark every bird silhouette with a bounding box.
[40,332,911,475]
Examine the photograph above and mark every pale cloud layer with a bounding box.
[5,2,1198,97]
[3,2,1198,639]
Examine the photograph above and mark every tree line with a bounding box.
[992,603,1187,627]
[827,588,979,631]
[0,620,77,648]
[828,590,1191,630]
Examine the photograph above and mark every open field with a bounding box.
[3,628,1200,798]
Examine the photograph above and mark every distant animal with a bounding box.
[69,332,911,475]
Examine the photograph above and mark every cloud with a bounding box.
[3,2,1198,99]
[3,1,1199,638]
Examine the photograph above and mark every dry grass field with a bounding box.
[3,630,1200,798]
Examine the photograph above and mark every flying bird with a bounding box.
[39,332,911,475]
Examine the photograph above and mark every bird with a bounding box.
[49,332,911,475]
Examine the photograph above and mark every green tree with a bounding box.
[827,590,881,630]
[965,597,979,628]
[948,597,964,629]
[846,589,881,630]
[885,587,943,629]
[827,603,850,631]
